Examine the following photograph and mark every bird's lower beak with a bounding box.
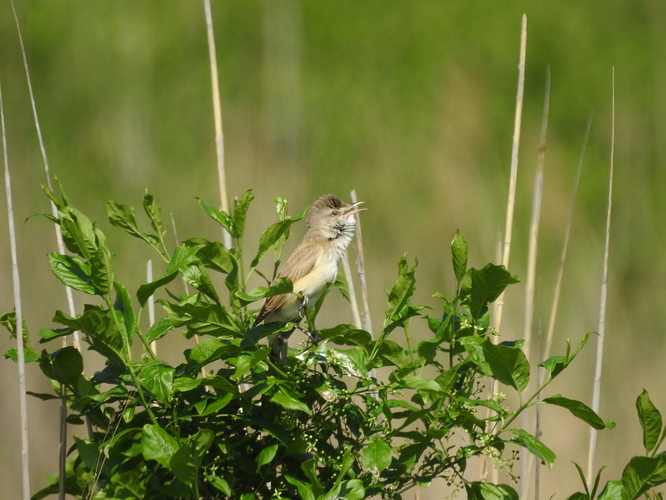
[343,201,367,217]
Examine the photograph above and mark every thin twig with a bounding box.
[1,83,31,500]
[203,0,232,249]
[520,67,550,499]
[587,67,615,484]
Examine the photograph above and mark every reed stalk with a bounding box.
[483,14,527,483]
[203,0,232,249]
[520,68,550,499]
[1,84,31,500]
[587,68,615,484]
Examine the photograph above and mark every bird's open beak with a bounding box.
[343,201,367,217]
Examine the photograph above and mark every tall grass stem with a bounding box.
[587,67,615,484]
[520,67,550,499]
[1,84,31,500]
[483,14,527,483]
[203,0,232,249]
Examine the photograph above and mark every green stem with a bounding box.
[105,296,159,426]
[499,374,552,431]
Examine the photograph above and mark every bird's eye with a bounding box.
[331,210,339,216]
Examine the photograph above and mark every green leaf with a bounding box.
[461,264,520,319]
[208,476,232,496]
[329,347,369,378]
[48,252,97,295]
[544,395,614,430]
[237,277,293,304]
[466,482,519,500]
[636,390,663,454]
[59,207,98,260]
[333,271,351,302]
[597,480,623,500]
[163,298,242,338]
[284,475,315,500]
[255,443,279,472]
[338,480,365,500]
[361,436,392,473]
[142,191,164,238]
[250,217,303,268]
[232,189,254,240]
[137,271,178,306]
[144,316,174,344]
[53,307,126,365]
[141,424,178,468]
[137,244,204,306]
[169,429,215,485]
[564,494,590,500]
[462,337,530,391]
[400,375,444,393]
[188,338,226,365]
[39,347,84,389]
[539,332,593,379]
[483,339,530,391]
[317,325,373,347]
[384,255,417,327]
[114,282,136,341]
[138,360,174,405]
[182,263,220,303]
[509,428,556,468]
[90,242,113,295]
[271,387,312,415]
[198,198,235,238]
[274,196,288,221]
[107,200,159,246]
[451,229,468,283]
[165,244,205,275]
[184,238,236,274]
[621,455,666,499]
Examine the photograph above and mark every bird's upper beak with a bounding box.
[343,201,367,217]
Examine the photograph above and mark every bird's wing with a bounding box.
[253,242,320,326]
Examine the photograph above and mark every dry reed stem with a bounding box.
[482,14,527,483]
[543,116,592,360]
[520,67,550,499]
[1,84,31,500]
[341,254,363,329]
[587,67,615,483]
[532,115,591,499]
[493,13,528,332]
[203,0,232,249]
[350,190,373,335]
[10,4,84,495]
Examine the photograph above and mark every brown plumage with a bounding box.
[254,194,365,359]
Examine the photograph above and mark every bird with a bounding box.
[253,194,365,359]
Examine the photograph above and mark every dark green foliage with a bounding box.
[5,189,614,499]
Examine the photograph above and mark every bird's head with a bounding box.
[306,194,366,241]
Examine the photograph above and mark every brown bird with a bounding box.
[254,194,365,359]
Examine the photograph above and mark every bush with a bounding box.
[4,188,617,499]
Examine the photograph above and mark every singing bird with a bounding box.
[253,194,365,359]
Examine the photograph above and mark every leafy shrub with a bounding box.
[4,188,616,499]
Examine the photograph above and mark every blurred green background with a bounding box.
[1,1,665,498]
